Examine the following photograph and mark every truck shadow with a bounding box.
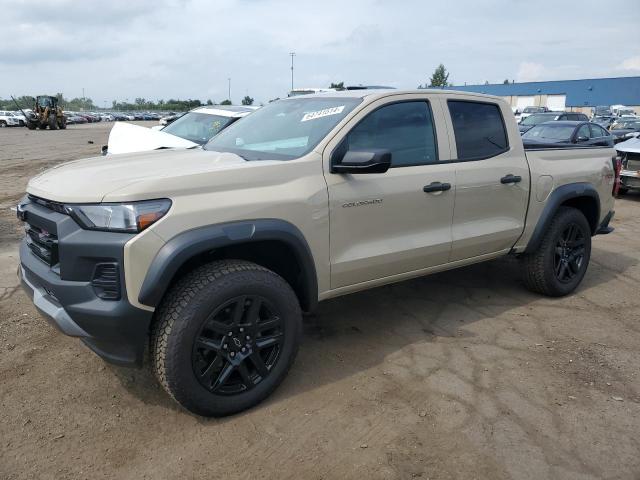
[110,246,637,417]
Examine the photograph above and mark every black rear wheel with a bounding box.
[151,260,301,416]
[521,207,592,296]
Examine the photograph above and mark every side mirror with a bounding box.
[576,135,589,143]
[331,149,392,174]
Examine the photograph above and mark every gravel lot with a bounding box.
[1,123,639,479]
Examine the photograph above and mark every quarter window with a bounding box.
[448,101,508,160]
[344,101,438,167]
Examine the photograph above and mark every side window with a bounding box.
[576,125,590,139]
[448,100,508,160]
[589,124,606,138]
[345,101,438,167]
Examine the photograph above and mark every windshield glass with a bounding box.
[204,97,362,160]
[162,112,234,145]
[522,124,576,141]
[521,113,557,126]
[523,107,542,113]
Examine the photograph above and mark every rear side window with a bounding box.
[448,100,508,160]
[589,124,608,137]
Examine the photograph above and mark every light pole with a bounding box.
[289,52,296,92]
[228,78,231,103]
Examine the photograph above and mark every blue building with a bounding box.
[449,76,640,114]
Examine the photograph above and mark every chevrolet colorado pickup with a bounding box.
[17,89,618,416]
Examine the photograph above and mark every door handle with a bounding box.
[423,182,452,193]
[500,174,522,184]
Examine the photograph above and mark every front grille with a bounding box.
[91,263,121,300]
[27,194,67,214]
[25,224,58,266]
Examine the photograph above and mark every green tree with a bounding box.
[206,99,213,105]
[329,82,345,90]
[241,96,254,106]
[503,79,510,84]
[220,99,232,105]
[419,64,450,88]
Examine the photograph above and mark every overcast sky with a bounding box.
[2,0,640,106]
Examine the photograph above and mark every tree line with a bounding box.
[0,94,255,112]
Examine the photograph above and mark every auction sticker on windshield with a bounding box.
[301,106,345,122]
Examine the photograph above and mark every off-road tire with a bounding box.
[26,122,36,130]
[150,259,302,417]
[521,207,592,297]
[48,114,58,130]
[59,119,66,130]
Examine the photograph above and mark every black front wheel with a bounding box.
[521,207,592,296]
[151,260,302,416]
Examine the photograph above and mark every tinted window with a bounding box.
[576,125,590,139]
[345,101,438,167]
[589,124,607,138]
[448,101,508,160]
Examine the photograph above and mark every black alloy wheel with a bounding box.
[553,222,586,284]
[192,295,284,395]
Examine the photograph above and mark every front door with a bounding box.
[324,97,455,289]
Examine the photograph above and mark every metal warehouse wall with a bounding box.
[449,76,640,107]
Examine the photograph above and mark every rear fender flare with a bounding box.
[524,182,600,253]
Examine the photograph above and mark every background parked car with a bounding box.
[522,121,613,148]
[609,119,640,143]
[0,111,20,127]
[592,115,616,128]
[519,111,589,134]
[159,112,184,125]
[64,112,89,125]
[519,106,549,121]
[156,105,258,145]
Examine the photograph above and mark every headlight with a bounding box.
[65,199,171,233]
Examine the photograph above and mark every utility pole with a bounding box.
[290,52,296,92]
[228,78,231,102]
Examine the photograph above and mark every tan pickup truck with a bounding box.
[17,89,618,416]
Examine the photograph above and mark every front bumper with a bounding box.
[17,197,153,366]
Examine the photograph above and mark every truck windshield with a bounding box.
[204,97,362,160]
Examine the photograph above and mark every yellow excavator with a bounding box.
[12,95,66,130]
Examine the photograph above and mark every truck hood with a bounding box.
[107,122,198,154]
[27,148,256,203]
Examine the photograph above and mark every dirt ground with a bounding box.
[1,123,639,480]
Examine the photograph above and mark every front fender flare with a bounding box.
[138,219,318,311]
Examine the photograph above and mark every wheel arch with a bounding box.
[138,219,318,313]
[525,182,600,254]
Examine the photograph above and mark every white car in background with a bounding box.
[107,105,258,154]
[0,111,20,127]
[519,106,549,121]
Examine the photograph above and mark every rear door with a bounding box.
[443,98,531,261]
[324,95,455,288]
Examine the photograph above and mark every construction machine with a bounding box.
[12,95,66,130]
